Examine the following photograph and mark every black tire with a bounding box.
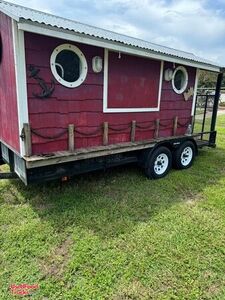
[145,146,172,179]
[173,141,196,170]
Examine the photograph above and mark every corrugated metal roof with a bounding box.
[0,0,221,70]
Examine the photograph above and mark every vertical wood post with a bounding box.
[191,116,195,133]
[23,123,32,157]
[155,119,160,138]
[131,120,136,142]
[68,124,74,152]
[173,116,178,136]
[103,122,108,146]
[191,116,194,127]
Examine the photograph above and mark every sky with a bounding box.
[5,0,225,65]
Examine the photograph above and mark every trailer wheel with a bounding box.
[173,141,195,169]
[145,146,172,179]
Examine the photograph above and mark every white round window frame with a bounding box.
[172,66,188,94]
[50,44,88,88]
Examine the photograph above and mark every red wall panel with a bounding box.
[25,32,196,155]
[107,52,161,108]
[0,13,20,152]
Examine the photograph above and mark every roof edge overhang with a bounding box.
[0,5,19,21]
[1,9,220,73]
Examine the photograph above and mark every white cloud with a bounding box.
[5,0,225,65]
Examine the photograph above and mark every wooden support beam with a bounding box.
[155,119,160,138]
[103,122,108,146]
[191,116,195,129]
[131,120,136,142]
[173,116,178,136]
[23,123,32,157]
[68,124,75,152]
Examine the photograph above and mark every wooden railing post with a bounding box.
[23,123,32,157]
[103,122,108,146]
[191,116,195,130]
[173,116,178,136]
[131,120,136,142]
[68,124,75,152]
[155,119,160,138]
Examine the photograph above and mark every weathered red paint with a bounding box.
[0,13,20,152]
[108,52,161,108]
[24,32,196,155]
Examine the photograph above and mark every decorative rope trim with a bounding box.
[136,121,155,130]
[31,128,67,140]
[30,118,186,140]
[108,125,131,132]
[75,127,102,136]
[159,120,172,128]
[177,119,191,128]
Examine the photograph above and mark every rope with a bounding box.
[74,127,102,136]
[159,120,172,128]
[136,121,155,130]
[31,128,67,140]
[30,117,185,140]
[177,119,191,128]
[109,125,130,132]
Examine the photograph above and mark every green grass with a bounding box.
[1,116,225,300]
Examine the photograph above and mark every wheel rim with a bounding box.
[181,146,193,166]
[154,153,169,175]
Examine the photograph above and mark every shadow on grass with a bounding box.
[2,144,225,240]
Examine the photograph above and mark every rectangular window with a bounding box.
[103,49,163,112]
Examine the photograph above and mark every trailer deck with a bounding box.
[23,132,215,169]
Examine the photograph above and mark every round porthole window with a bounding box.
[172,66,188,94]
[50,44,88,88]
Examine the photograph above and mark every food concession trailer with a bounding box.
[0,0,223,184]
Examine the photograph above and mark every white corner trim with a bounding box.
[191,68,200,116]
[158,61,164,110]
[103,49,109,113]
[12,20,29,157]
[103,49,164,113]
[17,22,220,73]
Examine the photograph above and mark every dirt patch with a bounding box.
[112,280,154,300]
[40,236,73,279]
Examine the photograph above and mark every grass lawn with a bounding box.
[1,116,225,300]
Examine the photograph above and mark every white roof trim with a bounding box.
[0,0,222,72]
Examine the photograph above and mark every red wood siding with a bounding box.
[24,32,196,155]
[0,13,20,152]
[108,52,160,108]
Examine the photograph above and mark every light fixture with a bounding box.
[92,56,103,73]
[164,68,173,81]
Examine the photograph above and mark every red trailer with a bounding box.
[0,1,223,184]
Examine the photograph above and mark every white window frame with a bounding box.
[50,43,88,88]
[103,49,164,113]
[172,66,188,94]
